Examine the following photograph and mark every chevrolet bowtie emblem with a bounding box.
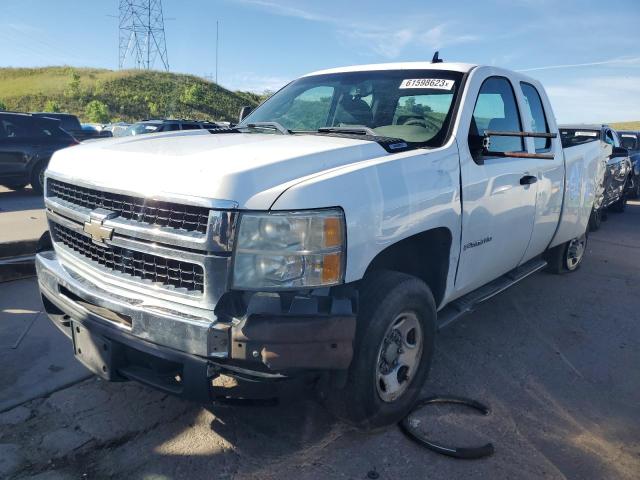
[84,218,114,244]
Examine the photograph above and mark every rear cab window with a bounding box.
[520,83,551,152]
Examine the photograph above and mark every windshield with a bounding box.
[559,129,600,147]
[124,123,159,136]
[241,69,464,146]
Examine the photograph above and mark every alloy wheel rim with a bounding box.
[375,312,423,403]
[566,235,586,270]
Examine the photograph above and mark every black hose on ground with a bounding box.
[399,396,495,459]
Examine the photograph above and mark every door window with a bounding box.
[470,77,524,154]
[520,83,551,152]
[0,116,31,139]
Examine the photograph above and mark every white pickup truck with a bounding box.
[37,61,602,427]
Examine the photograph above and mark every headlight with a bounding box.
[232,209,345,289]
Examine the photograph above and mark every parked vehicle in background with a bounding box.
[82,123,108,132]
[122,119,226,136]
[38,62,602,427]
[560,124,631,227]
[31,112,112,142]
[618,130,640,198]
[103,122,132,137]
[0,112,77,193]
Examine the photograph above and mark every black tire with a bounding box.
[29,160,47,195]
[545,233,588,274]
[588,207,602,232]
[324,271,436,429]
[610,193,626,213]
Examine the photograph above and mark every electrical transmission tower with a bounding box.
[118,0,169,71]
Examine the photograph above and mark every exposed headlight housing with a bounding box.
[232,209,345,290]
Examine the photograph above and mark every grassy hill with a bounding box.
[611,121,640,131]
[0,66,262,123]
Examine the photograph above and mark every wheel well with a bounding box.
[363,228,452,307]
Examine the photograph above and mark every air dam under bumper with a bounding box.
[36,250,357,402]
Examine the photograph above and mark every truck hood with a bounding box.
[47,130,388,209]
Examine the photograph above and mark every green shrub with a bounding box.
[44,99,61,112]
[85,100,110,123]
[0,67,260,122]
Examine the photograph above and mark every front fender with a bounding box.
[270,144,462,287]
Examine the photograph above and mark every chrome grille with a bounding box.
[48,179,210,234]
[51,222,204,293]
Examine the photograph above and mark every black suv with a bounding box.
[0,112,77,194]
[31,112,112,141]
[123,119,224,136]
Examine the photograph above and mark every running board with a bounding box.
[437,258,547,330]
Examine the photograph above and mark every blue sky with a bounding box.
[0,0,639,123]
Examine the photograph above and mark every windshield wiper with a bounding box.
[317,126,379,137]
[315,126,414,154]
[242,121,291,135]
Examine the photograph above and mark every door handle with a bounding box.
[520,175,538,185]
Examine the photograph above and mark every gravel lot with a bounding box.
[1,201,639,480]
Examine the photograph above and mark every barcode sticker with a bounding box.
[399,78,454,90]
[575,131,598,137]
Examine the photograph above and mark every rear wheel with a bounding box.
[545,233,588,274]
[588,206,602,232]
[30,160,47,195]
[323,271,436,428]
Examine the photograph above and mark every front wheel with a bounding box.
[324,271,436,428]
[545,233,588,274]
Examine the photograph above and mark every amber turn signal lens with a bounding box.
[321,253,342,284]
[323,217,343,248]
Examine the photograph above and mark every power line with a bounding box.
[118,0,169,71]
[215,20,219,85]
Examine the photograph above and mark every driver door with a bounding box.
[455,75,537,295]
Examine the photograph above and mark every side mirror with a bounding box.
[239,106,253,122]
[468,134,486,164]
[612,146,629,158]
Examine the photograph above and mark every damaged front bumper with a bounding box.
[36,250,357,403]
